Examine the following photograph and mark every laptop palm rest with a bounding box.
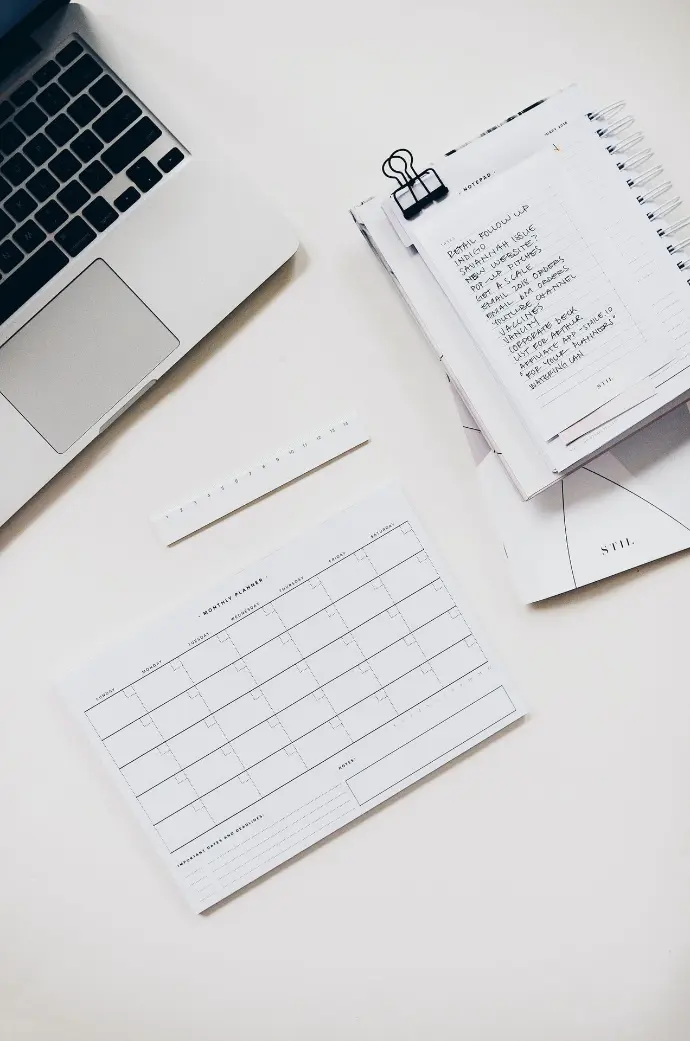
[0,259,179,454]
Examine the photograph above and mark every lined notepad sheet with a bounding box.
[409,149,674,444]
[59,488,523,911]
[356,85,690,497]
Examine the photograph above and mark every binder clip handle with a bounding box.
[382,148,449,220]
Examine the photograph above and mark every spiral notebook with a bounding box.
[352,85,690,499]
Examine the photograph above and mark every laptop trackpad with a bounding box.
[0,260,179,454]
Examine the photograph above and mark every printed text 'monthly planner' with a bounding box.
[59,488,524,911]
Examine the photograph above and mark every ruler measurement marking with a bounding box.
[152,417,369,545]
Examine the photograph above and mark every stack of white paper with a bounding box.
[351,85,690,599]
[409,150,676,463]
[354,85,690,501]
[452,387,690,602]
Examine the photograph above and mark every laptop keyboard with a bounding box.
[0,37,186,327]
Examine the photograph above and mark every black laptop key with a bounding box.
[55,215,96,256]
[13,219,46,253]
[0,241,68,323]
[0,239,24,273]
[56,40,83,67]
[45,114,78,147]
[79,159,111,192]
[26,168,59,203]
[114,186,139,212]
[57,180,89,214]
[101,117,161,173]
[59,55,101,96]
[35,199,68,233]
[15,102,47,135]
[36,83,70,117]
[48,149,81,182]
[67,94,100,127]
[1,153,34,187]
[71,129,102,163]
[158,147,184,173]
[0,100,14,125]
[5,188,37,221]
[0,122,26,157]
[0,210,14,239]
[33,60,59,87]
[93,97,142,144]
[83,195,118,232]
[11,81,37,106]
[126,157,161,193]
[23,132,56,165]
[0,174,11,202]
[89,74,122,108]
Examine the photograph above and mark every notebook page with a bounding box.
[382,87,690,473]
[409,149,673,442]
[552,115,690,377]
[466,96,690,444]
[532,110,690,451]
[353,192,559,496]
[58,488,523,911]
[356,86,690,494]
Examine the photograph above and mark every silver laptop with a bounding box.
[0,0,298,528]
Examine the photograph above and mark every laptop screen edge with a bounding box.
[0,0,69,80]
[1,0,68,40]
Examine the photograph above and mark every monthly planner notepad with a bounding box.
[59,488,523,911]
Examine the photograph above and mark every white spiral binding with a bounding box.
[590,101,690,282]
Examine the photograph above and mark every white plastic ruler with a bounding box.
[152,416,369,545]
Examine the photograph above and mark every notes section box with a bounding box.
[346,685,515,805]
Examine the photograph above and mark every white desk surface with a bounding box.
[3,1,690,1038]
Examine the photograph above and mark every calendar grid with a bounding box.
[150,628,479,827]
[84,522,408,710]
[168,672,496,855]
[63,491,524,909]
[98,561,433,745]
[134,604,460,798]
[114,591,455,772]
[84,522,495,858]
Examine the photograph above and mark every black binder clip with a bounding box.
[382,148,448,220]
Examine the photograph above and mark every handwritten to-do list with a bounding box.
[411,150,671,441]
[59,489,523,911]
